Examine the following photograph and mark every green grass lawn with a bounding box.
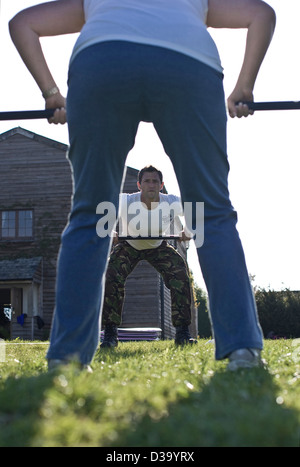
[0,339,299,447]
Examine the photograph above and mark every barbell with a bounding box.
[118,236,181,241]
[0,109,55,121]
[1,101,300,121]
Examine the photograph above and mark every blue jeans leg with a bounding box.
[47,44,141,364]
[143,48,263,359]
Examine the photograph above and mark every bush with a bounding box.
[255,288,300,338]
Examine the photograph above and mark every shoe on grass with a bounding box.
[100,323,119,348]
[227,348,264,371]
[175,325,197,345]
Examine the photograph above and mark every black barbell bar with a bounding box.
[1,102,300,121]
[242,101,300,111]
[0,109,55,121]
[118,236,181,240]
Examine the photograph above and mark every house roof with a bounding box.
[0,127,68,152]
[0,128,167,187]
[0,257,43,282]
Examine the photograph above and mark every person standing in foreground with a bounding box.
[9,0,276,371]
[101,165,196,348]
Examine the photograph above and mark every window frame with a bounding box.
[0,209,34,241]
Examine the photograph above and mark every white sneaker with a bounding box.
[227,348,264,371]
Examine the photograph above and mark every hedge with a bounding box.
[195,286,300,339]
[255,288,300,338]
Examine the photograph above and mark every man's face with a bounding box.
[137,171,164,201]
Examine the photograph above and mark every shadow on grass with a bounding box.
[107,368,300,447]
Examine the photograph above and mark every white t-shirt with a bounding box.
[71,0,222,72]
[118,192,184,250]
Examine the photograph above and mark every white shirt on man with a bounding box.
[118,192,184,250]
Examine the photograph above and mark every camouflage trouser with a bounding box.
[102,240,192,327]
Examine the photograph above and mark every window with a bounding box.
[18,210,33,237]
[1,210,33,240]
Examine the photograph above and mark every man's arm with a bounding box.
[9,0,85,124]
[207,0,276,118]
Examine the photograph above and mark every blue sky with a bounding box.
[1,0,300,291]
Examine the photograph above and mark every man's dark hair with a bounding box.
[138,165,163,184]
